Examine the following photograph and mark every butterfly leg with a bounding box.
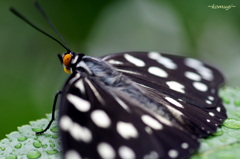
[36,91,62,135]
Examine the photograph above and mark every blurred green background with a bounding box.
[0,0,239,139]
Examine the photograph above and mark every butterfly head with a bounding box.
[58,52,84,74]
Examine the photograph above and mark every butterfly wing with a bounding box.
[59,72,199,159]
[102,51,227,137]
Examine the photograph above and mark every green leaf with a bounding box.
[1,87,240,159]
[191,87,240,159]
[0,114,60,159]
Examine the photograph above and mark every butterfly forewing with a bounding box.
[59,71,199,159]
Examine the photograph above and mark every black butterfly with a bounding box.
[11,2,227,159]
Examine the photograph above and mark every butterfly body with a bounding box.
[58,51,226,159]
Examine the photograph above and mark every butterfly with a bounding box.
[11,2,227,159]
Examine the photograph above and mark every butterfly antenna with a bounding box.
[10,5,71,52]
[34,1,71,52]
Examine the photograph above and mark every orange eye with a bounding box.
[63,54,72,67]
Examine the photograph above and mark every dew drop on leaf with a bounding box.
[213,129,223,136]
[14,143,22,149]
[234,99,240,106]
[50,126,58,133]
[17,136,27,142]
[223,118,240,129]
[222,96,231,104]
[51,134,59,139]
[0,147,5,151]
[27,150,41,159]
[33,141,42,148]
[32,128,43,133]
[42,144,48,148]
[46,149,58,155]
[50,143,55,147]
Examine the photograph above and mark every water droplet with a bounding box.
[0,146,5,151]
[32,128,43,133]
[17,136,27,142]
[6,155,17,159]
[42,144,48,148]
[33,141,42,148]
[50,126,58,133]
[222,97,230,104]
[14,143,22,149]
[213,129,223,136]
[223,118,240,129]
[46,134,51,137]
[46,149,58,155]
[51,134,59,139]
[50,143,55,147]
[27,150,41,159]
[234,99,240,106]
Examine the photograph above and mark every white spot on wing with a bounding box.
[209,112,215,117]
[70,122,92,143]
[67,94,91,112]
[154,114,172,126]
[148,51,161,59]
[166,81,185,93]
[193,82,208,92]
[165,96,183,108]
[143,151,159,159]
[181,142,189,149]
[97,142,116,159]
[148,66,168,78]
[208,96,214,101]
[198,67,213,81]
[216,107,221,112]
[185,71,201,81]
[141,115,162,130]
[165,105,183,122]
[91,110,111,128]
[185,58,213,81]
[75,79,85,93]
[148,51,177,69]
[117,122,138,139]
[185,58,202,68]
[145,127,152,134]
[107,59,123,65]
[168,149,179,158]
[124,54,145,67]
[119,146,136,159]
[206,100,212,104]
[65,150,82,159]
[59,115,92,143]
[59,115,72,131]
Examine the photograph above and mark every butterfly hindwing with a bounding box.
[102,51,224,108]
[101,51,227,137]
[59,71,199,159]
